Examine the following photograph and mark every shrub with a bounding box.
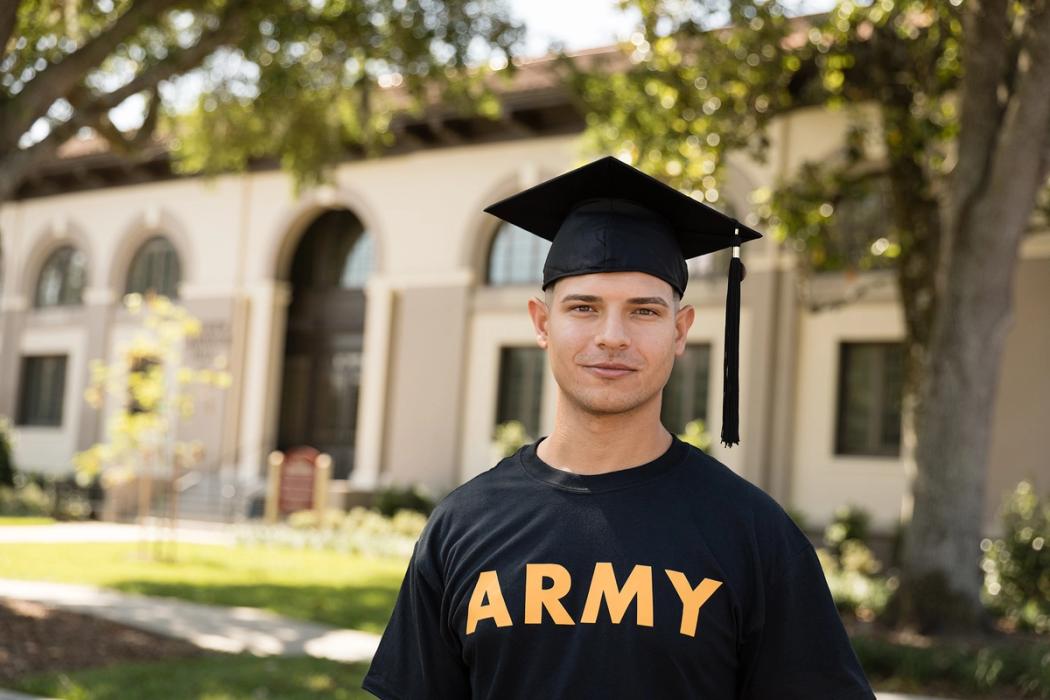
[493,420,533,458]
[982,480,1050,634]
[373,483,435,517]
[816,503,895,619]
[818,539,897,620]
[0,415,15,489]
[236,506,427,558]
[0,480,50,517]
[286,508,346,530]
[852,633,1050,699]
[824,503,872,558]
[676,419,712,451]
[0,472,96,520]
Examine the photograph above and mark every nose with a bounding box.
[595,312,631,350]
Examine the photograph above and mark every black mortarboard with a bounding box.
[482,155,763,448]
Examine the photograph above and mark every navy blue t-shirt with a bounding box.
[362,434,877,699]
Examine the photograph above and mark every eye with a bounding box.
[635,308,659,316]
[570,304,594,312]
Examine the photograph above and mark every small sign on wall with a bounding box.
[265,447,332,522]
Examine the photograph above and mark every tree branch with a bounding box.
[1,0,184,150]
[947,0,1012,234]
[90,16,242,113]
[0,6,243,197]
[0,116,80,201]
[130,86,161,149]
[87,86,160,156]
[0,0,19,60]
[981,0,1050,237]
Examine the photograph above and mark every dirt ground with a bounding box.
[0,597,213,685]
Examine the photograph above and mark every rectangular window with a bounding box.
[17,355,67,427]
[835,341,904,457]
[662,343,712,435]
[495,346,546,439]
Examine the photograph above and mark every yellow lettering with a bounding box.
[580,562,653,627]
[665,569,723,637]
[466,570,513,634]
[525,563,575,625]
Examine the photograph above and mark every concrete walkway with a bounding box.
[0,690,57,700]
[0,578,380,662]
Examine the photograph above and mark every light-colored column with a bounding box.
[0,295,28,420]
[0,203,25,420]
[347,275,395,491]
[236,279,291,488]
[75,287,117,452]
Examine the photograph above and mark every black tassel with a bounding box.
[721,240,744,448]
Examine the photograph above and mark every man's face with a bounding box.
[527,271,695,418]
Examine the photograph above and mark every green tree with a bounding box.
[73,291,231,558]
[567,0,1050,633]
[0,0,523,202]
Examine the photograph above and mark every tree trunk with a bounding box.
[891,0,1050,636]
[897,194,1023,634]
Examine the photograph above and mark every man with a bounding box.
[361,156,877,699]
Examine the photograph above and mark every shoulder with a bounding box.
[439,451,517,510]
[676,443,813,555]
[408,451,519,577]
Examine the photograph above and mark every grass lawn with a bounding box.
[0,541,408,634]
[0,516,55,526]
[15,654,376,700]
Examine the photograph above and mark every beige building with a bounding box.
[1,52,1047,535]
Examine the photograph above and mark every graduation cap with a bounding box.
[482,155,763,448]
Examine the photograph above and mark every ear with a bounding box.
[527,296,550,349]
[674,304,695,356]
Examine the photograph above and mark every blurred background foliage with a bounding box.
[1,0,524,199]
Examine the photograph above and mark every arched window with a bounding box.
[340,232,374,288]
[126,235,181,299]
[34,245,86,308]
[486,221,552,286]
[290,209,373,290]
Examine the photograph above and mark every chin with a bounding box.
[572,390,648,416]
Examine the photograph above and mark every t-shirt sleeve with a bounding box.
[361,521,471,699]
[736,541,877,700]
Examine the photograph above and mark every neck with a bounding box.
[537,391,673,475]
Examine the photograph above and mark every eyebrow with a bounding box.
[560,294,669,308]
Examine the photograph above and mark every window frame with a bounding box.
[494,344,547,439]
[833,340,904,458]
[485,221,552,287]
[34,245,87,309]
[125,234,182,299]
[16,354,68,427]
[661,341,713,435]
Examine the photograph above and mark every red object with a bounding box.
[277,446,320,515]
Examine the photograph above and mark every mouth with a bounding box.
[584,364,637,378]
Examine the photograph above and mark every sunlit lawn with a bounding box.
[0,516,55,526]
[15,654,375,700]
[0,541,408,633]
[3,543,1046,698]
